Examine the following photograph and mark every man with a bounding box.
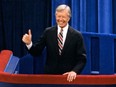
[22,4,86,82]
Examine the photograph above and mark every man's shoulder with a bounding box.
[69,26,81,35]
[43,25,57,35]
[45,25,56,31]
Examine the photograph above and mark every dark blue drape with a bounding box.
[0,0,51,57]
[52,0,116,34]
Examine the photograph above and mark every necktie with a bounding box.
[58,29,63,55]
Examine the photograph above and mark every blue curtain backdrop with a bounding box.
[0,0,51,57]
[52,0,116,34]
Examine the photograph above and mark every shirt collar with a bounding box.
[57,24,69,33]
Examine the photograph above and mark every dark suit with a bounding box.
[28,25,86,74]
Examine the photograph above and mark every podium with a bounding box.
[0,73,116,87]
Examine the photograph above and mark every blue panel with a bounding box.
[114,39,116,73]
[33,48,46,74]
[0,83,115,87]
[82,33,116,74]
[82,33,91,74]
[99,35,114,74]
[4,55,19,74]
[19,54,34,74]
[91,37,100,74]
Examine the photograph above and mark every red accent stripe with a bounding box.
[58,40,63,49]
[58,31,63,55]
[0,72,116,85]
[0,50,13,71]
[58,34,63,41]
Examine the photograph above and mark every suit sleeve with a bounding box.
[72,32,86,74]
[28,29,47,56]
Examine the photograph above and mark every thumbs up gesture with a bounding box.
[22,29,32,45]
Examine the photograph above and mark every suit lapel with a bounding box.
[52,26,59,55]
[61,27,73,55]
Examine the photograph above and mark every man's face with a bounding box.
[56,10,70,28]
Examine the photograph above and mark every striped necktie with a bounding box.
[58,29,63,55]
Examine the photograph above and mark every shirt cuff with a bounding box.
[26,42,32,50]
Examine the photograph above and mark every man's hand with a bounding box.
[63,71,77,82]
[22,29,32,45]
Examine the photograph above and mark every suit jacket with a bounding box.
[28,25,86,74]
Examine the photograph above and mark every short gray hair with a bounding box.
[55,4,71,17]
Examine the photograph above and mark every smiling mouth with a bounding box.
[59,22,64,24]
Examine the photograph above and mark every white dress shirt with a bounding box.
[57,24,69,46]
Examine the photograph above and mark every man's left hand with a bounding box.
[63,71,77,82]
